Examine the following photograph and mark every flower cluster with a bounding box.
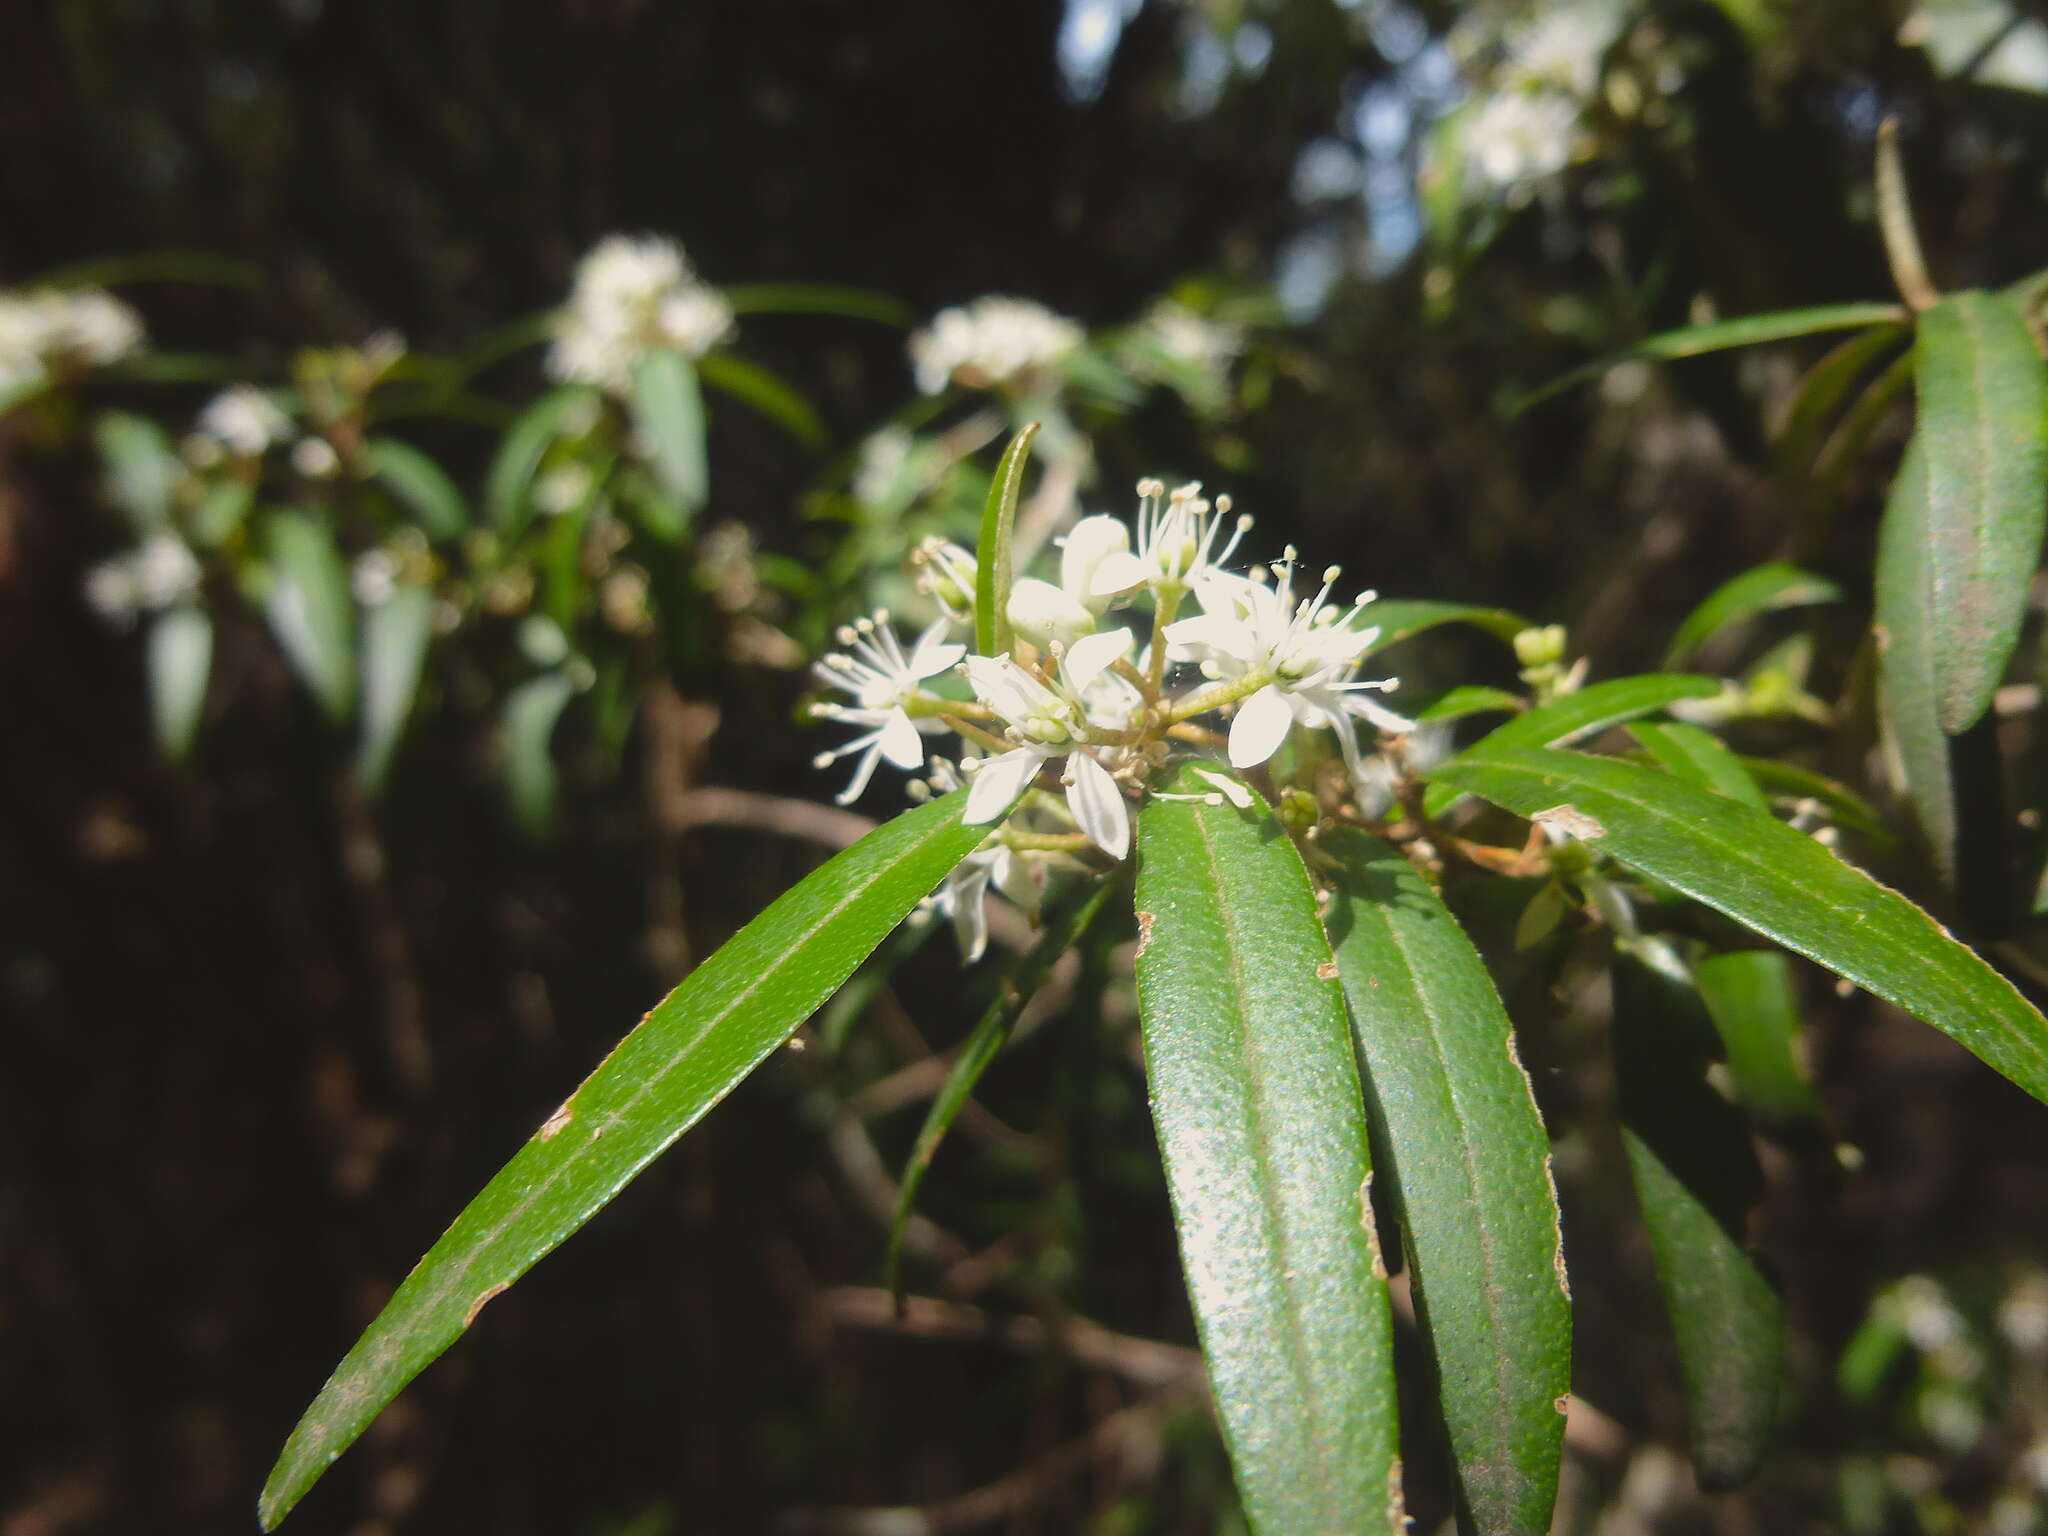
[810,477,1412,958]
[1448,3,1621,197]
[547,234,735,394]
[908,296,1083,395]
[0,286,145,398]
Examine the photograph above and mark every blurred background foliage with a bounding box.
[11,0,2048,1531]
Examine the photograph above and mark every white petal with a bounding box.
[1064,750,1130,860]
[1061,627,1133,696]
[948,864,994,963]
[1088,551,1151,597]
[878,708,925,769]
[907,631,966,677]
[833,739,884,805]
[1228,685,1295,768]
[963,748,1040,823]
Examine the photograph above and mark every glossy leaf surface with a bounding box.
[1322,828,1567,1535]
[1423,674,1723,819]
[1873,434,1958,878]
[1613,941,1783,1490]
[1913,291,2048,733]
[259,788,1005,1528]
[1134,766,1399,1534]
[1428,746,2048,1104]
[974,423,1038,658]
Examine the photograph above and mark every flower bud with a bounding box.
[1512,624,1566,668]
[1007,577,1095,650]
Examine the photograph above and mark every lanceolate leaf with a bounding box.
[147,602,212,761]
[1518,303,1906,410]
[974,423,1039,658]
[1428,746,2048,1105]
[1321,828,1568,1536]
[487,384,595,540]
[1913,291,2048,733]
[884,876,1118,1303]
[367,436,469,541]
[631,348,709,516]
[1423,674,1723,820]
[258,788,1010,1529]
[696,352,827,446]
[355,585,435,794]
[1734,757,1893,850]
[1134,765,1399,1534]
[501,671,578,838]
[1612,940,1783,1490]
[1770,323,1909,480]
[1629,721,1764,807]
[1666,563,1843,664]
[1874,434,1958,879]
[1694,950,1821,1126]
[1358,600,1527,656]
[262,511,356,725]
[1417,684,1524,724]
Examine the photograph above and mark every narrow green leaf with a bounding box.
[884,876,1117,1304]
[1629,721,1765,807]
[1770,324,1908,479]
[190,479,254,546]
[1416,684,1524,724]
[367,437,469,540]
[696,352,826,447]
[1666,563,1843,663]
[1874,434,1958,878]
[1360,599,1527,655]
[1612,940,1783,1490]
[1734,757,1893,849]
[355,586,435,794]
[1428,746,2048,1104]
[1694,950,1821,1125]
[1519,305,1907,410]
[262,512,356,725]
[974,423,1039,658]
[258,788,1007,1529]
[1914,291,2048,733]
[630,348,709,516]
[1321,828,1568,1536]
[502,671,577,838]
[1423,674,1723,820]
[487,385,596,540]
[722,283,912,326]
[1134,766,1399,1535]
[147,602,212,761]
[94,412,178,533]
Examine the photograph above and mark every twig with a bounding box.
[674,787,877,849]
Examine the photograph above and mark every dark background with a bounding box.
[8,1,2048,1531]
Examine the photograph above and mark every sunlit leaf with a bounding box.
[1360,599,1526,656]
[1665,563,1843,664]
[696,353,826,447]
[1416,684,1524,724]
[1423,674,1723,819]
[1134,765,1398,1533]
[1873,434,1957,879]
[1629,721,1764,808]
[974,424,1039,658]
[1429,746,2048,1105]
[631,348,709,520]
[1912,291,2048,733]
[1322,827,1567,1536]
[258,788,1008,1529]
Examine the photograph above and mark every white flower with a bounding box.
[0,287,145,396]
[908,296,1083,395]
[351,549,399,607]
[963,630,1135,858]
[1056,514,1131,616]
[1505,6,1618,98]
[811,613,966,803]
[1129,299,1244,381]
[935,841,1046,963]
[197,386,292,458]
[1165,553,1407,775]
[1086,478,1253,602]
[1006,577,1096,651]
[1466,91,1578,190]
[853,427,915,506]
[913,538,979,625]
[547,233,734,395]
[291,437,340,478]
[83,532,201,628]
